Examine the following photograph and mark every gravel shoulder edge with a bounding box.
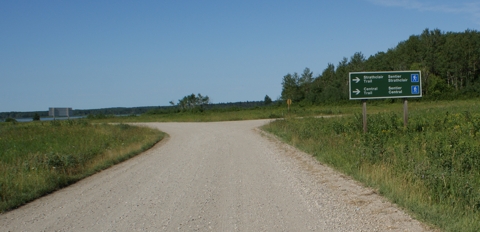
[255,127,439,232]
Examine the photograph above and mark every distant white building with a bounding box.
[49,107,73,117]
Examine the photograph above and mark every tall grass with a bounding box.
[84,99,478,123]
[263,101,480,231]
[87,105,349,123]
[0,120,164,212]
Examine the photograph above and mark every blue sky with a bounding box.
[1,0,479,112]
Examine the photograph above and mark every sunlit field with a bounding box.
[0,120,164,212]
[263,98,480,231]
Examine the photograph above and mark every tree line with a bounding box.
[0,107,161,121]
[281,28,480,105]
[0,98,277,121]
[146,93,274,115]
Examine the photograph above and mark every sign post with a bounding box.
[403,99,408,127]
[349,71,422,131]
[287,99,292,112]
[362,100,367,133]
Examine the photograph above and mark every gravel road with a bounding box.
[1,120,434,231]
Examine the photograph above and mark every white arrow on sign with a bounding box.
[353,77,360,83]
[353,89,360,95]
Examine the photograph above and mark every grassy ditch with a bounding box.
[263,102,480,231]
[0,120,164,212]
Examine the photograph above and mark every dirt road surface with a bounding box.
[1,120,434,231]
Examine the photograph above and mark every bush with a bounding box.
[5,118,17,123]
[32,113,40,121]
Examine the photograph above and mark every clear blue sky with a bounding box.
[1,0,479,112]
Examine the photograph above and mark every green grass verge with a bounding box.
[262,99,480,232]
[84,103,353,123]
[0,120,164,213]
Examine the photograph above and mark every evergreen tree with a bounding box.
[32,113,40,121]
[281,73,301,102]
[280,28,480,104]
[264,95,272,105]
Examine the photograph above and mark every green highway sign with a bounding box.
[349,71,422,100]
